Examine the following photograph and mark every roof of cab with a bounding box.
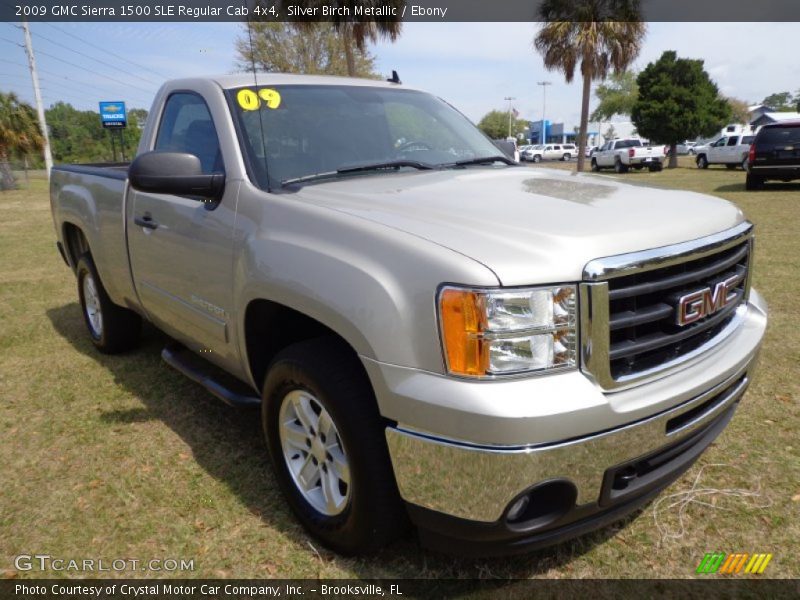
[207,72,410,90]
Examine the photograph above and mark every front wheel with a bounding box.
[562,153,571,161]
[696,155,709,169]
[76,254,141,353]
[532,155,541,163]
[591,158,600,172]
[262,338,408,555]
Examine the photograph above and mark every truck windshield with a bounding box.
[227,84,505,189]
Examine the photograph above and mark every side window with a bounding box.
[727,137,739,146]
[155,93,223,174]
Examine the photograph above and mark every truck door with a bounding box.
[708,137,727,163]
[724,135,741,163]
[127,91,239,365]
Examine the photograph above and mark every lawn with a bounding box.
[0,161,798,581]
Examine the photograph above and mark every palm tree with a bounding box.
[534,0,646,172]
[291,1,404,77]
[0,92,44,190]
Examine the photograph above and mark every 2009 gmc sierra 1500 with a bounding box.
[50,74,767,556]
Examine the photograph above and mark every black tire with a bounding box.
[262,337,408,555]
[614,159,628,174]
[745,174,765,191]
[742,157,749,171]
[696,155,709,169]
[562,153,571,161]
[591,158,600,172]
[532,155,541,163]
[76,254,141,354]
[648,163,662,172]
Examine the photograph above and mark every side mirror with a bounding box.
[129,152,224,201]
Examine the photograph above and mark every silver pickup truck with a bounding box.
[50,74,767,557]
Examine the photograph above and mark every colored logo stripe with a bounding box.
[744,553,773,574]
[697,552,726,574]
[696,552,772,574]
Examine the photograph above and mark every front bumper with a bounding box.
[365,290,767,554]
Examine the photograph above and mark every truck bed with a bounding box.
[53,163,130,180]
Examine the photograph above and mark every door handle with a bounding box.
[134,215,158,230]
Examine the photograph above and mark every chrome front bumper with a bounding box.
[380,291,767,525]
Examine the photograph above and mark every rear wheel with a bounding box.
[76,254,141,353]
[696,155,709,169]
[742,157,749,171]
[262,337,408,555]
[532,155,541,163]
[562,153,571,161]
[649,163,663,172]
[614,159,628,174]
[591,158,600,172]
[745,174,765,190]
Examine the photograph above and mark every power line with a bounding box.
[0,58,27,67]
[31,28,161,87]
[34,48,155,95]
[0,35,23,47]
[41,22,173,81]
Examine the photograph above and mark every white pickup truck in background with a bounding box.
[591,138,666,173]
[694,133,756,170]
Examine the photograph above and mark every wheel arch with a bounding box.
[242,298,371,395]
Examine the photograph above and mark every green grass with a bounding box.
[0,163,798,580]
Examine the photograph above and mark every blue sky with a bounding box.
[1,22,798,126]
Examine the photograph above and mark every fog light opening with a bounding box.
[505,479,577,530]
[506,496,530,521]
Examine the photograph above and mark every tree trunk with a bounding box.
[669,142,678,168]
[0,150,17,191]
[342,28,356,77]
[577,68,592,172]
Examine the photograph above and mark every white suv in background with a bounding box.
[695,134,756,170]
[529,144,576,162]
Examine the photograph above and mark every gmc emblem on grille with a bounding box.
[675,274,743,326]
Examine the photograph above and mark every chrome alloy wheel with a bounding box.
[279,390,351,516]
[82,273,103,338]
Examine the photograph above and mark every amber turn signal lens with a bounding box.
[439,288,489,376]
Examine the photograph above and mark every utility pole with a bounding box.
[504,96,516,139]
[22,21,53,176]
[537,81,552,143]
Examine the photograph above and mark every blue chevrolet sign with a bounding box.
[99,101,127,129]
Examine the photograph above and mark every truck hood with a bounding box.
[292,167,745,285]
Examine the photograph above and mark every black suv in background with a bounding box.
[747,121,800,190]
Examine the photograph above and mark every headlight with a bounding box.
[438,285,577,378]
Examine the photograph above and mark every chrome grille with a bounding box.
[580,223,753,391]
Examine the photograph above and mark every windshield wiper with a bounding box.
[444,155,517,168]
[281,160,434,187]
[281,171,340,186]
[337,159,435,174]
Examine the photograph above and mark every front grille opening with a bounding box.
[665,375,745,434]
[608,240,750,379]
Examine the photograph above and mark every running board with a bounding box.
[161,345,261,408]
